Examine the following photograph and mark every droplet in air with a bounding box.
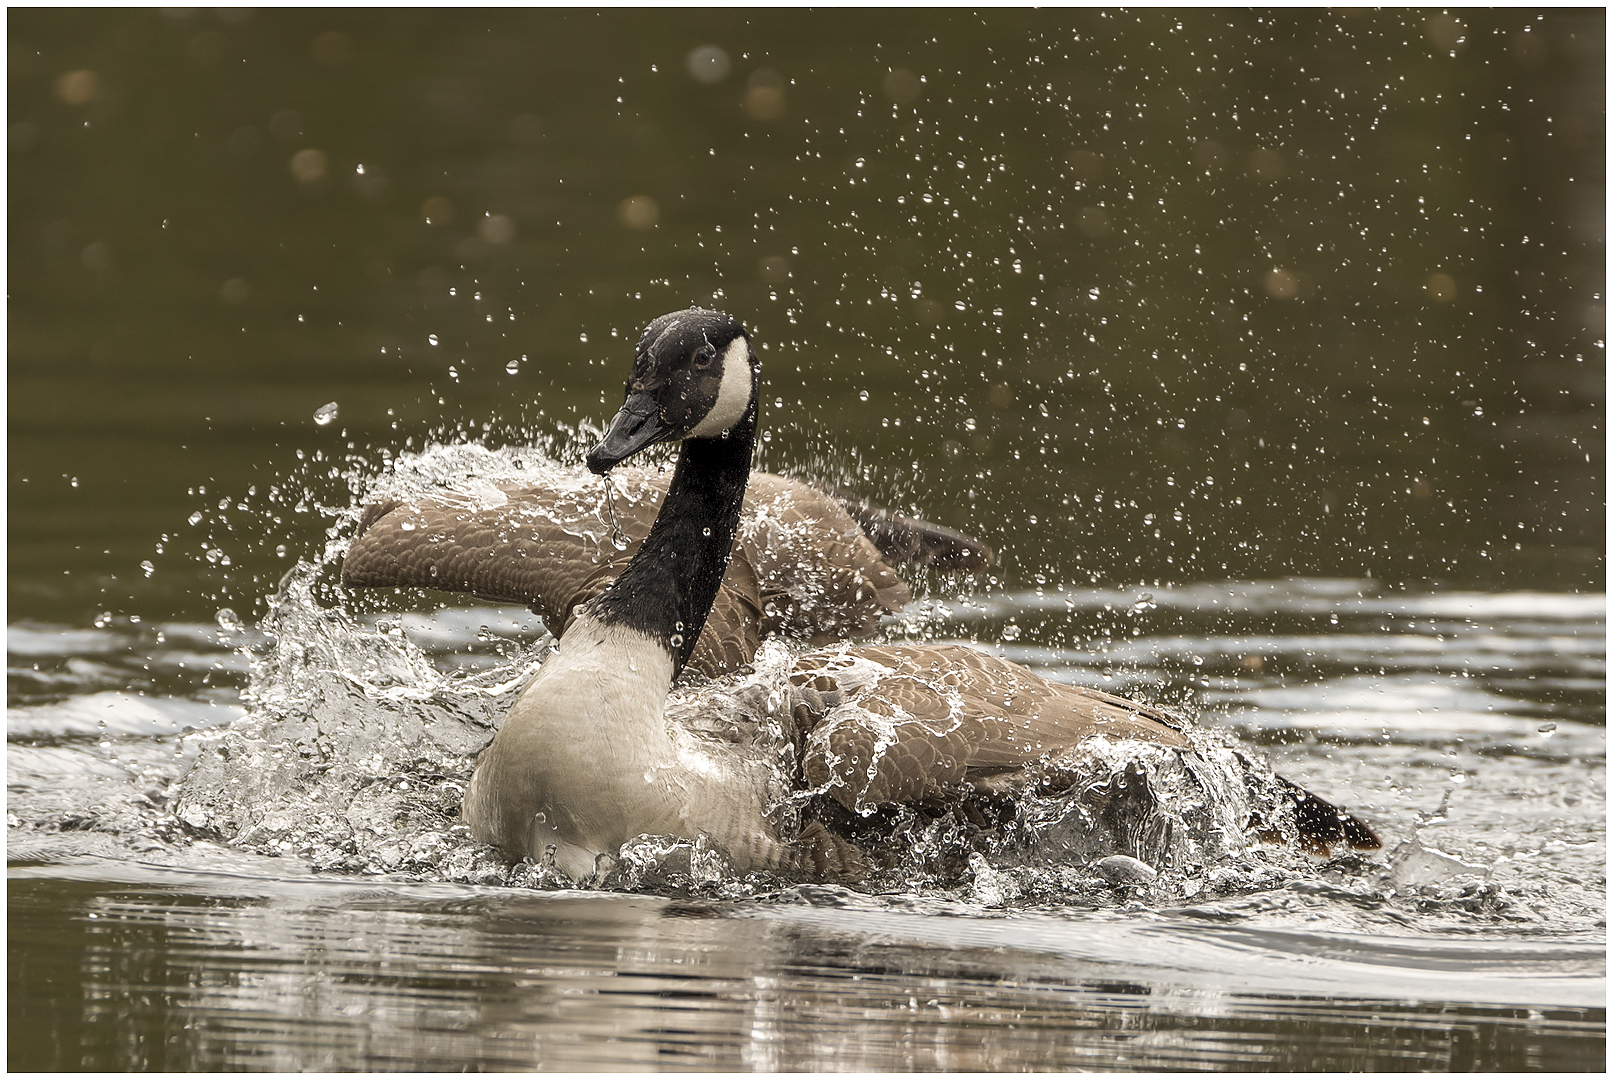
[428,334,439,346]
[140,560,156,578]
[188,511,204,526]
[669,633,684,648]
[600,473,628,550]
[506,358,520,374]
[314,402,339,425]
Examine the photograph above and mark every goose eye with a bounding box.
[694,346,715,368]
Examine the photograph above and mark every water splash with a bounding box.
[140,443,1599,932]
[600,472,629,551]
[172,560,540,880]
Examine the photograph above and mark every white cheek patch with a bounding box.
[687,336,754,438]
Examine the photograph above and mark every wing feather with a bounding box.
[790,643,1189,812]
[340,469,912,675]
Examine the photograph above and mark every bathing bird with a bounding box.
[345,308,1379,880]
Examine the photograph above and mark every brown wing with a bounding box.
[341,468,919,670]
[789,643,1381,853]
[341,470,761,677]
[738,474,912,644]
[341,470,662,630]
[788,643,1189,813]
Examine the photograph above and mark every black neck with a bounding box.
[589,398,757,678]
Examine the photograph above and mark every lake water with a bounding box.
[8,9,1605,1071]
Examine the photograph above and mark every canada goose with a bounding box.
[351,308,1379,881]
[343,466,992,678]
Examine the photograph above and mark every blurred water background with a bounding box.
[8,9,1605,1071]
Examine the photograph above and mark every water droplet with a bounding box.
[400,520,416,531]
[140,560,155,577]
[669,633,684,648]
[187,511,203,526]
[600,474,629,550]
[1538,722,1558,737]
[313,401,339,425]
[858,389,869,402]
[506,358,520,374]
[275,544,287,558]
[428,334,439,346]
[702,527,712,537]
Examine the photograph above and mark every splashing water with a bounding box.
[96,442,1591,935]
[163,482,1324,903]
[171,562,1338,903]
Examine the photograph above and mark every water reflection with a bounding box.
[9,876,1602,1072]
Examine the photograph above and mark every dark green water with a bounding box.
[8,9,1605,1071]
[9,8,1602,626]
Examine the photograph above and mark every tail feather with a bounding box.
[1275,775,1382,855]
[830,493,994,572]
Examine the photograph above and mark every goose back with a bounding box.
[787,643,1191,813]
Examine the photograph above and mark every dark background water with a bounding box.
[8,8,1604,631]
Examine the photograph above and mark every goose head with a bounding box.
[587,308,759,474]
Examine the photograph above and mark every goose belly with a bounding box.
[464,619,782,876]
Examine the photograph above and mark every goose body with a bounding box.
[348,308,1379,880]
